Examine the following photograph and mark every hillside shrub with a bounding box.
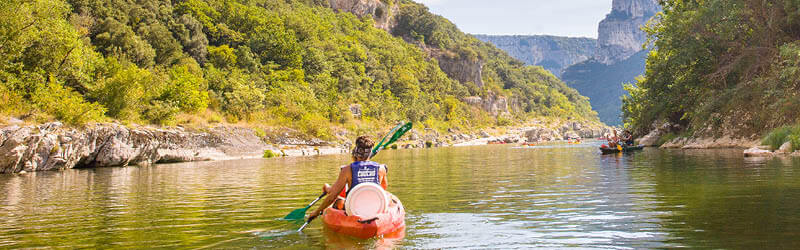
[32,77,106,125]
[762,126,795,150]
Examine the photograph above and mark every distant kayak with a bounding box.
[599,145,644,154]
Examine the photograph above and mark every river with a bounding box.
[2,141,800,249]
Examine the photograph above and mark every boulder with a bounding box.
[637,129,661,147]
[572,122,583,131]
[744,146,774,157]
[777,142,793,154]
[349,104,362,119]
[409,131,419,141]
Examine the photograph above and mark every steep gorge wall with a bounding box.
[473,35,597,77]
[561,0,661,125]
[594,0,660,65]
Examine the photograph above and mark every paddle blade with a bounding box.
[283,206,309,221]
[385,122,412,146]
[372,122,413,156]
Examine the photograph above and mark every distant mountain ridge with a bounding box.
[473,35,596,77]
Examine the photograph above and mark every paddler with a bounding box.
[621,130,634,146]
[607,130,621,149]
[307,136,388,222]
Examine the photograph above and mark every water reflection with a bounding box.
[2,143,800,248]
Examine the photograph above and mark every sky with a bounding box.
[412,0,613,38]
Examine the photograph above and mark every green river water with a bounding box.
[3,142,800,249]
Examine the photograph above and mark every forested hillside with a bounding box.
[623,0,800,139]
[0,0,597,139]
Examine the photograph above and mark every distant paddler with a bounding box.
[621,130,634,146]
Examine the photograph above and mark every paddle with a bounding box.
[284,192,326,221]
[296,122,413,232]
[371,122,413,158]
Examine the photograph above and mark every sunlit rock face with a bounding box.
[594,0,660,65]
[327,0,398,31]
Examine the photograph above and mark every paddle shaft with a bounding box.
[307,193,325,207]
[298,219,314,232]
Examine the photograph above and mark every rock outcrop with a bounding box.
[594,0,660,65]
[327,0,398,31]
[0,123,269,173]
[463,91,509,115]
[473,35,597,77]
[434,51,485,87]
[744,146,774,157]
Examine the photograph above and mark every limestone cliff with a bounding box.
[473,35,597,77]
[463,91,509,116]
[327,0,398,31]
[594,0,660,65]
[561,0,661,125]
[429,48,485,88]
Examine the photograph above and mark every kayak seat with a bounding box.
[345,183,389,219]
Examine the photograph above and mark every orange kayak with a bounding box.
[322,194,405,239]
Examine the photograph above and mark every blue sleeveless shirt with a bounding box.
[349,161,383,190]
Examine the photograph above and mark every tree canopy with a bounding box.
[0,0,598,139]
[623,0,800,137]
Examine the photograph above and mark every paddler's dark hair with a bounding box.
[352,136,374,161]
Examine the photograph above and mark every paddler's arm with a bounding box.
[379,166,388,190]
[310,167,349,219]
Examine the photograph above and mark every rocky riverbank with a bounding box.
[0,122,346,174]
[633,121,800,159]
[634,121,759,149]
[742,144,800,158]
[0,119,611,174]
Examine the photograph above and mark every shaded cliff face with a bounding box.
[473,35,597,77]
[594,0,660,65]
[562,50,648,125]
